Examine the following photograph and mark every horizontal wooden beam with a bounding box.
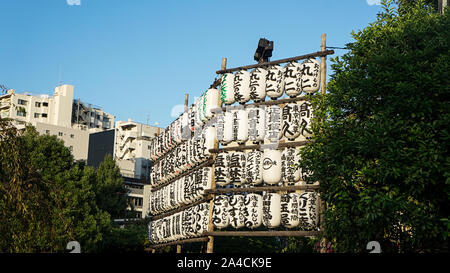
[216,50,334,74]
[146,236,210,250]
[204,230,320,237]
[209,141,309,153]
[150,195,213,221]
[220,96,310,110]
[204,185,319,194]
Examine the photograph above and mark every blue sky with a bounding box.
[0,0,384,127]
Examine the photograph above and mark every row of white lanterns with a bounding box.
[220,58,321,105]
[149,167,212,215]
[148,202,210,244]
[217,102,313,145]
[213,192,319,230]
[215,147,307,186]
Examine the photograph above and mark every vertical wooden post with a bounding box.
[320,33,327,95]
[319,34,327,253]
[184,94,189,112]
[176,245,182,253]
[206,57,227,254]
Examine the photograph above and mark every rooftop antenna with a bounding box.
[146,114,150,125]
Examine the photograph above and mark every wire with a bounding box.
[326,46,350,50]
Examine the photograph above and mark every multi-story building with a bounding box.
[114,120,161,218]
[0,84,114,161]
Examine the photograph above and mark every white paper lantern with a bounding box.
[244,193,263,229]
[301,58,321,94]
[247,106,266,144]
[198,167,212,196]
[281,103,301,140]
[299,101,313,138]
[203,125,216,156]
[298,191,320,230]
[234,70,251,104]
[213,195,230,229]
[229,194,245,229]
[220,73,235,105]
[205,88,220,119]
[262,193,281,228]
[250,67,267,102]
[216,111,233,145]
[281,193,300,228]
[214,152,230,187]
[262,149,282,185]
[265,105,282,142]
[281,147,301,184]
[284,62,303,97]
[229,151,246,186]
[266,65,285,100]
[245,150,263,185]
[235,109,248,144]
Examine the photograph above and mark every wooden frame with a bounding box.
[147,34,333,253]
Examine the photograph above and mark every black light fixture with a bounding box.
[254,38,274,63]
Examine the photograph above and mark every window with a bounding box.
[35,102,41,107]
[17,110,26,117]
[58,132,63,136]
[70,134,74,139]
[42,113,47,118]
[34,113,40,118]
[45,130,50,135]
[42,102,48,107]
[17,99,27,105]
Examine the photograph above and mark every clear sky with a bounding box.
[0,0,384,128]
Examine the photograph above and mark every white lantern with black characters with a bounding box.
[220,73,235,105]
[262,193,281,228]
[234,70,251,104]
[249,67,267,102]
[262,149,282,185]
[301,58,320,94]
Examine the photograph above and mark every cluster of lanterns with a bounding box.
[148,58,322,245]
[220,58,320,105]
[148,202,210,244]
[213,191,319,230]
[150,128,216,186]
[149,167,212,215]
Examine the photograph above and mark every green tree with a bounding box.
[0,121,111,252]
[94,154,128,219]
[299,0,449,252]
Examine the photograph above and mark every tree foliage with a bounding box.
[299,0,449,252]
[0,119,136,252]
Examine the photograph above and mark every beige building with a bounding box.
[114,120,161,218]
[0,84,114,161]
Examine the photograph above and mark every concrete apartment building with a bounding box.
[1,84,160,219]
[114,120,161,218]
[0,84,114,160]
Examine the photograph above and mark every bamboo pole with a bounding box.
[208,140,309,153]
[216,50,334,74]
[206,57,227,253]
[205,231,320,237]
[205,185,319,194]
[321,34,327,95]
[147,237,210,250]
[176,94,190,253]
[320,33,327,253]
